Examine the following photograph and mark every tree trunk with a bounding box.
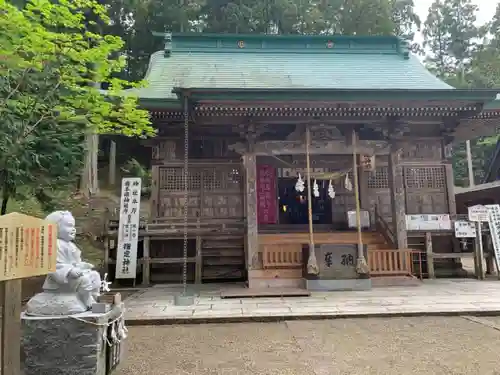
[1,193,9,216]
[81,133,99,197]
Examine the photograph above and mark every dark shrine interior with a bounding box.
[278,178,333,225]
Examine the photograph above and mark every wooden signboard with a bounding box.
[0,213,57,375]
[0,213,57,281]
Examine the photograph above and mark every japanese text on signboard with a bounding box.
[115,178,142,279]
[0,213,57,281]
[257,165,277,224]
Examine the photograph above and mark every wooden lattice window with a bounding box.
[367,167,389,189]
[202,168,223,190]
[159,168,202,191]
[404,167,445,189]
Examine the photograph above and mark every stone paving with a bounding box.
[123,279,500,324]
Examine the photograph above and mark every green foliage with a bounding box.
[121,158,152,197]
[422,0,500,186]
[0,0,155,212]
[100,0,422,80]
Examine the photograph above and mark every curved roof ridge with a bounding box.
[143,51,165,81]
[407,55,454,90]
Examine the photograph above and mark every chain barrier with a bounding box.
[182,97,189,294]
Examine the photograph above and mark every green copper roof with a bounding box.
[133,33,453,101]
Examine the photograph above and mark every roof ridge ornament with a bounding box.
[164,32,172,57]
[397,37,410,60]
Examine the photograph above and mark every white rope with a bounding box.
[69,312,124,327]
[71,311,129,346]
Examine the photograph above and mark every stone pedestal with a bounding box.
[22,304,125,375]
[305,244,371,291]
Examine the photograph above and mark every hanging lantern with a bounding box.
[313,179,320,197]
[328,180,335,199]
[295,173,305,192]
[344,173,353,191]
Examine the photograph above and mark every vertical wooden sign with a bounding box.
[0,213,57,375]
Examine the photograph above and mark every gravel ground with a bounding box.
[116,317,500,375]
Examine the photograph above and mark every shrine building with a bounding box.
[105,32,500,289]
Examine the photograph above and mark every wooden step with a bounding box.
[203,240,244,249]
[203,249,244,257]
[202,237,245,282]
[203,268,244,280]
[203,257,244,266]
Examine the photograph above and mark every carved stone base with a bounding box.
[22,304,125,375]
[25,292,90,316]
[355,257,370,276]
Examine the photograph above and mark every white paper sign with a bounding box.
[405,214,451,231]
[468,204,489,222]
[454,221,476,238]
[486,205,500,271]
[347,210,370,229]
[115,177,142,279]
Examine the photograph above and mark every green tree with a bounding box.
[422,0,494,186]
[0,0,154,213]
[423,0,481,81]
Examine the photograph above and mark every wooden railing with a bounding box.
[262,244,303,269]
[107,217,245,237]
[368,249,413,276]
[374,205,396,249]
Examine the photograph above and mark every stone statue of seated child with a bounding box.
[26,211,102,316]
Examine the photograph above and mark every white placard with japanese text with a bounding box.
[405,214,451,231]
[468,204,489,222]
[454,221,476,238]
[115,177,142,279]
[486,205,500,272]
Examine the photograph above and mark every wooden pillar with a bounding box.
[485,235,495,275]
[108,140,116,187]
[388,146,407,249]
[425,232,435,279]
[358,167,370,217]
[195,236,202,284]
[243,153,259,272]
[1,280,22,375]
[443,140,461,254]
[150,166,160,219]
[444,163,456,216]
[142,236,151,286]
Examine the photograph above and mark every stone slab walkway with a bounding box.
[123,279,500,325]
